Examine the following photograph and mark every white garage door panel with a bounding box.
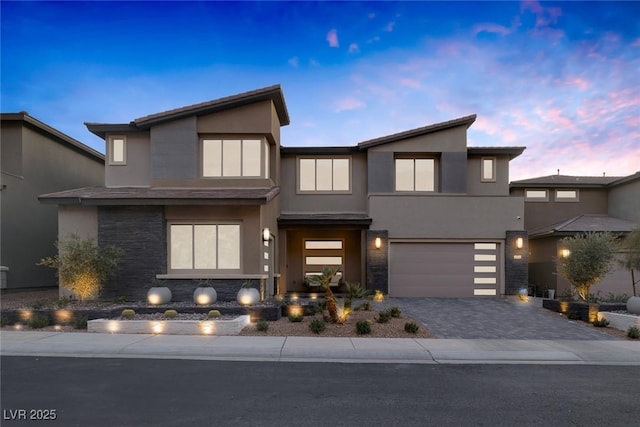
[390,243,496,297]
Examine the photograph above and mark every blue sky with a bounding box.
[2,1,639,180]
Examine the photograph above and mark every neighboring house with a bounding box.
[510,173,640,297]
[1,112,104,291]
[40,85,528,301]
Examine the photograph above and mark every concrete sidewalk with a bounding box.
[2,331,639,365]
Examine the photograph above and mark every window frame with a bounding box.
[524,189,549,202]
[302,238,345,280]
[201,136,268,178]
[167,222,242,273]
[555,189,579,202]
[108,135,127,166]
[481,157,496,182]
[394,156,436,192]
[296,156,352,194]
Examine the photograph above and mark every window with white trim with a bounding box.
[109,136,126,165]
[481,157,496,182]
[525,189,548,202]
[298,157,350,192]
[395,158,435,191]
[555,189,579,202]
[169,224,240,271]
[202,138,267,178]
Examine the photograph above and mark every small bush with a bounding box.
[389,306,402,318]
[404,322,419,334]
[121,309,136,320]
[376,310,391,324]
[288,314,304,323]
[31,299,48,310]
[356,320,372,335]
[73,315,88,330]
[628,326,640,339]
[116,296,128,304]
[28,315,50,329]
[164,309,178,319]
[55,296,72,309]
[309,318,326,334]
[207,310,221,319]
[567,311,581,320]
[355,301,371,311]
[256,320,269,332]
[592,317,609,328]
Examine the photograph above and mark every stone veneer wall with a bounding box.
[366,230,388,294]
[504,230,528,295]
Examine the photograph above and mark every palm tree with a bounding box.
[307,266,341,323]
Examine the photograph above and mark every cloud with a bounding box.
[384,21,395,32]
[400,78,421,89]
[521,0,562,28]
[288,57,299,68]
[326,29,339,48]
[368,12,376,19]
[334,96,365,112]
[473,23,511,36]
[349,43,359,53]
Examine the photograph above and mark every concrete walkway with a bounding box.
[2,330,639,365]
[376,297,618,340]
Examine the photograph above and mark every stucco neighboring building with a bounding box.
[1,112,104,291]
[40,85,528,300]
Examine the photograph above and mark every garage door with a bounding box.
[389,242,499,297]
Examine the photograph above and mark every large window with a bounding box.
[169,224,240,271]
[395,158,435,191]
[298,158,350,192]
[109,136,126,165]
[202,138,268,178]
[303,239,344,283]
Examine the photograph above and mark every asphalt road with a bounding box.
[1,357,638,427]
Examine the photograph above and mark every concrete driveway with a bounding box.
[375,297,619,340]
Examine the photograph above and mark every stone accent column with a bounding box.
[366,230,389,294]
[505,230,528,295]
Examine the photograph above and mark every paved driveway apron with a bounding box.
[376,298,619,340]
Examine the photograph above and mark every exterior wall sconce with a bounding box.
[560,249,571,258]
[262,227,271,242]
[374,237,382,249]
[515,237,523,249]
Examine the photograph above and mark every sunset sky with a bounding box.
[2,1,639,181]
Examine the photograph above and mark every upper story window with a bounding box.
[395,158,435,192]
[202,138,268,178]
[169,223,240,271]
[109,136,126,165]
[525,189,548,202]
[481,157,496,182]
[298,157,350,192]
[555,189,579,202]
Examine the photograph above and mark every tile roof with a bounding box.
[39,187,280,206]
[529,214,636,238]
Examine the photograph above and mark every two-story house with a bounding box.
[40,85,528,301]
[510,172,640,297]
[1,112,104,291]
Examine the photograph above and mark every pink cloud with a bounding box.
[400,78,421,89]
[349,43,359,53]
[473,23,511,36]
[326,29,339,48]
[632,39,640,47]
[334,96,365,112]
[521,0,562,28]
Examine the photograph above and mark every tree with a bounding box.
[619,227,640,296]
[557,232,617,301]
[39,234,122,301]
[307,266,342,323]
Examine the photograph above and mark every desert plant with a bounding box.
[343,282,370,311]
[377,310,391,324]
[55,296,72,309]
[404,322,419,334]
[309,318,326,334]
[618,227,640,296]
[256,320,269,332]
[31,299,49,310]
[355,301,371,311]
[307,266,342,323]
[28,315,50,329]
[73,315,88,330]
[627,326,640,339]
[592,318,610,328]
[116,296,128,304]
[164,309,178,319]
[557,232,617,301]
[207,310,221,319]
[356,320,372,335]
[121,309,136,320]
[39,234,122,301]
[288,313,304,323]
[389,306,402,318]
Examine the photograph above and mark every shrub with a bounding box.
[288,313,304,323]
[592,318,609,328]
[309,318,326,334]
[389,306,402,318]
[28,315,50,329]
[31,299,48,310]
[116,296,128,304]
[73,315,88,330]
[356,320,372,335]
[164,309,178,319]
[55,296,73,309]
[207,310,221,319]
[256,320,269,332]
[39,234,122,301]
[355,301,371,311]
[121,309,136,320]
[628,326,640,339]
[404,322,419,334]
[376,310,391,324]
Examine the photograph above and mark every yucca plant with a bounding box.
[307,266,342,323]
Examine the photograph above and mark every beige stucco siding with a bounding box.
[367,127,467,153]
[106,132,151,187]
[197,100,279,143]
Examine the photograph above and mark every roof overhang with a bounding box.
[468,146,525,160]
[278,213,372,226]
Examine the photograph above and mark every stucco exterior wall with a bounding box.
[467,155,510,196]
[608,178,640,223]
[106,132,151,187]
[367,126,467,153]
[150,116,198,182]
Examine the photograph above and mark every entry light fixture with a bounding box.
[560,249,571,258]
[262,227,270,242]
[374,237,382,249]
[515,237,524,249]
